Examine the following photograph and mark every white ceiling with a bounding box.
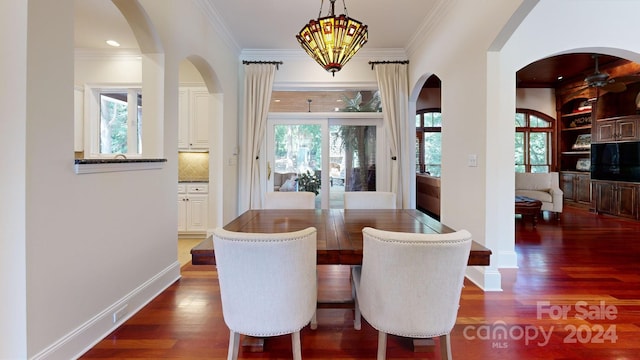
[74,0,442,52]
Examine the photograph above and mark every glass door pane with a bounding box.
[271,124,322,207]
[329,125,376,195]
[267,117,381,209]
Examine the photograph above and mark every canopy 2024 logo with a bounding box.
[463,301,618,348]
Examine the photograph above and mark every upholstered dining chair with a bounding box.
[352,227,472,360]
[212,227,318,360]
[264,191,316,209]
[343,191,397,209]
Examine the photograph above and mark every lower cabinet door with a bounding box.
[186,194,208,232]
[575,173,592,204]
[617,183,637,219]
[177,196,188,232]
[594,182,615,214]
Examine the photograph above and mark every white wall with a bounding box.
[144,0,240,226]
[25,1,179,357]
[3,0,240,358]
[0,1,28,358]
[516,88,555,117]
[408,0,523,290]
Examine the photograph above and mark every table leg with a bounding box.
[242,336,264,352]
[413,338,435,352]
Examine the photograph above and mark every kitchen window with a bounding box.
[85,85,142,158]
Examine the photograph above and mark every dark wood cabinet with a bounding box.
[593,180,638,219]
[555,60,640,220]
[416,174,440,219]
[593,116,640,143]
[561,171,591,206]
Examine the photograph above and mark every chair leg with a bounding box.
[227,330,240,360]
[377,331,387,360]
[292,330,302,360]
[439,333,452,360]
[310,310,318,330]
[353,297,361,330]
[352,273,361,330]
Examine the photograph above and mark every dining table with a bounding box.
[190,208,492,353]
[191,208,492,267]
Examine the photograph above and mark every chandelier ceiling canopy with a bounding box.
[296,0,368,76]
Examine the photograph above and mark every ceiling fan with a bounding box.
[582,54,627,93]
[564,54,640,99]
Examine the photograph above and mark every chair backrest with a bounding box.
[515,172,560,191]
[358,227,472,337]
[264,191,316,209]
[343,191,397,209]
[213,227,317,336]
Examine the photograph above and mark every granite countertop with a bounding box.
[75,158,167,164]
[179,180,209,183]
[74,158,168,174]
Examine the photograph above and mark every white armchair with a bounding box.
[515,172,563,215]
[352,227,472,360]
[213,227,317,360]
[343,191,397,209]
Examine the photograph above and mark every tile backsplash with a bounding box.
[178,152,209,182]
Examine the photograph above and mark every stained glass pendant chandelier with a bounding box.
[296,0,368,76]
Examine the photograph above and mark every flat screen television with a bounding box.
[591,141,640,182]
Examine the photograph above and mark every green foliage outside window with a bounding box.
[515,111,552,173]
[100,94,129,154]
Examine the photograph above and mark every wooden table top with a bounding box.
[191,209,492,266]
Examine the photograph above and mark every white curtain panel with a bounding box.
[375,63,409,208]
[239,64,277,211]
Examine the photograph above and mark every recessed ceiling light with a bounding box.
[106,40,121,47]
[557,75,563,80]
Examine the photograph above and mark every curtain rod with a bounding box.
[368,60,409,70]
[242,60,283,70]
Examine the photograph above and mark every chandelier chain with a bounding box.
[318,0,324,18]
[341,0,349,17]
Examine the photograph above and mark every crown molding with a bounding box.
[406,0,456,57]
[272,81,379,92]
[240,48,408,62]
[195,0,241,56]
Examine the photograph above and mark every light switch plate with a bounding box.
[468,154,478,167]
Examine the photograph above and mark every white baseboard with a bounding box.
[466,266,503,292]
[497,249,519,268]
[31,262,181,360]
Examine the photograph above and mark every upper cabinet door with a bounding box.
[189,89,210,150]
[178,88,190,149]
[178,87,209,151]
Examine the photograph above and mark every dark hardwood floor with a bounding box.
[81,206,640,359]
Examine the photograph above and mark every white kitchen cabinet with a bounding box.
[178,87,210,150]
[178,183,209,233]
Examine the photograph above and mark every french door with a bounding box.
[266,114,384,209]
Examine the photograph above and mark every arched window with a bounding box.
[416,109,441,176]
[515,109,554,173]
